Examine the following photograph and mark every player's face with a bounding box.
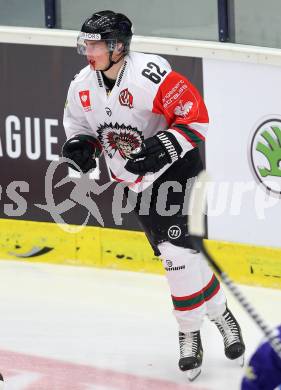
[77,33,124,71]
[85,40,110,70]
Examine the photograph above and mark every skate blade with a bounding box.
[235,354,245,367]
[187,368,201,381]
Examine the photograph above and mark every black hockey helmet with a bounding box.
[77,10,133,56]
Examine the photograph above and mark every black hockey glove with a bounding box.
[125,131,182,175]
[62,134,101,173]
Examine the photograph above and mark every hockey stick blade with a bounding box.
[188,171,281,360]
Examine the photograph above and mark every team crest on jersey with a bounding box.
[119,88,134,109]
[97,122,143,159]
[79,90,92,111]
[174,100,193,117]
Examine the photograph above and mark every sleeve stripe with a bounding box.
[187,122,208,135]
[176,123,205,141]
[171,124,204,145]
[187,127,205,141]
[170,127,197,147]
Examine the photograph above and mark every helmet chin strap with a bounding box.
[101,50,125,72]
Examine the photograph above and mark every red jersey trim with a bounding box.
[110,170,144,187]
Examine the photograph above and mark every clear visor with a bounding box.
[77,32,117,56]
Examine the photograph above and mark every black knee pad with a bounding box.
[137,213,195,256]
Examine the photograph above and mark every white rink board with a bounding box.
[204,58,281,247]
[1,26,281,67]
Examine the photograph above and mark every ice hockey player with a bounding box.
[241,325,281,389]
[62,10,245,380]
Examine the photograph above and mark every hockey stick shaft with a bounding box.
[188,171,281,359]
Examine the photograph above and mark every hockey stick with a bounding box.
[188,171,281,359]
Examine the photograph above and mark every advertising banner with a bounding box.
[204,58,281,247]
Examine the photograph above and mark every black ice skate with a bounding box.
[178,330,203,381]
[212,307,245,366]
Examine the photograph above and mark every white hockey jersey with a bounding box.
[63,51,208,192]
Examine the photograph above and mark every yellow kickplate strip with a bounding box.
[0,219,280,289]
[205,240,281,289]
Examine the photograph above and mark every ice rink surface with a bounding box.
[0,260,280,390]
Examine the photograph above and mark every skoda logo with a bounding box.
[249,118,281,195]
[168,225,181,239]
